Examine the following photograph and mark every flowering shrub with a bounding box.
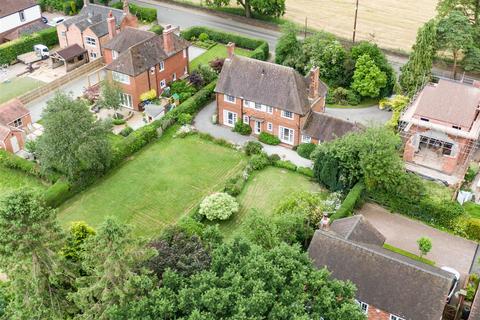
[199,192,239,221]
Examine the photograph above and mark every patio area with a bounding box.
[95,108,147,133]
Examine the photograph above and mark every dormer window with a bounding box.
[420,117,429,122]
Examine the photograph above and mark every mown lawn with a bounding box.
[58,132,247,237]
[190,44,252,70]
[0,76,45,104]
[0,165,48,198]
[219,167,325,237]
[464,202,480,219]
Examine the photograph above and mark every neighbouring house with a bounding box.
[308,215,456,320]
[103,25,190,111]
[400,79,480,183]
[215,44,361,147]
[0,99,32,154]
[56,0,137,60]
[0,0,45,43]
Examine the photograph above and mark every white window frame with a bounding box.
[112,71,130,84]
[89,51,97,59]
[159,61,165,71]
[355,300,369,315]
[281,110,294,119]
[267,122,273,132]
[19,11,25,22]
[85,36,96,46]
[223,110,237,127]
[112,50,118,60]
[13,118,23,128]
[301,135,311,143]
[225,95,236,104]
[389,315,405,320]
[160,79,166,89]
[279,126,294,145]
[243,115,249,124]
[254,120,261,134]
[266,106,273,114]
[120,93,133,109]
[254,102,262,110]
[244,100,253,108]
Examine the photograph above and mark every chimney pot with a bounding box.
[309,66,320,100]
[163,25,175,53]
[226,42,235,59]
[107,11,116,40]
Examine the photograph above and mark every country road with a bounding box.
[132,0,469,80]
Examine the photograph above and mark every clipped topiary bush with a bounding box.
[258,132,280,145]
[244,141,263,156]
[199,192,239,221]
[233,121,252,135]
[297,143,316,159]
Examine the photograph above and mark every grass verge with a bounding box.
[383,243,435,266]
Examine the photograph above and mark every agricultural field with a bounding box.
[219,166,325,237]
[58,131,247,237]
[0,166,48,197]
[185,0,437,52]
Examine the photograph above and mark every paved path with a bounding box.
[195,101,313,167]
[325,106,391,126]
[359,203,478,284]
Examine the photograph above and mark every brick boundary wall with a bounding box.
[18,58,104,105]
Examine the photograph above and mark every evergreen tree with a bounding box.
[0,189,72,319]
[399,20,437,96]
[351,54,387,98]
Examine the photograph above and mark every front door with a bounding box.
[10,136,20,153]
[255,121,261,134]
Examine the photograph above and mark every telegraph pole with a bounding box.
[352,0,359,43]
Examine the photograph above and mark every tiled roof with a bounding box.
[103,27,156,53]
[3,20,48,41]
[0,0,37,19]
[0,99,30,126]
[301,111,363,141]
[55,44,86,60]
[62,4,124,32]
[106,33,190,76]
[308,215,454,320]
[0,125,10,141]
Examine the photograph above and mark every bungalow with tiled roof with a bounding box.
[215,45,361,147]
[56,0,137,60]
[0,99,32,154]
[308,215,456,320]
[103,25,190,111]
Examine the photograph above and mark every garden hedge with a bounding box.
[331,182,365,221]
[180,26,269,61]
[111,2,157,22]
[465,219,480,241]
[43,179,74,208]
[0,27,59,65]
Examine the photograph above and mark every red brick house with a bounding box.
[56,0,137,60]
[400,80,480,182]
[308,215,455,320]
[215,44,361,147]
[0,99,32,154]
[0,0,45,44]
[103,25,190,111]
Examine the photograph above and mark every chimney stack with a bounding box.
[107,11,116,40]
[309,66,320,100]
[226,42,235,60]
[163,24,175,53]
[123,0,130,15]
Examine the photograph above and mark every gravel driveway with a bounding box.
[359,203,478,284]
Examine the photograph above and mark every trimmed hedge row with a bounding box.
[111,2,157,22]
[43,179,75,208]
[0,149,60,183]
[465,219,480,241]
[331,182,365,221]
[0,27,59,65]
[180,26,269,61]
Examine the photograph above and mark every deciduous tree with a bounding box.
[97,80,123,118]
[205,0,285,18]
[351,54,387,98]
[275,23,303,69]
[37,91,112,184]
[417,237,433,258]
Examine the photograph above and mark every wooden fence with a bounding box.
[18,59,104,105]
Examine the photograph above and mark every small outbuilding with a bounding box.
[50,44,88,72]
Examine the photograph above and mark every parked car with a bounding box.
[41,16,48,24]
[441,266,461,302]
[48,17,65,26]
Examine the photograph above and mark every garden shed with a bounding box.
[50,44,88,72]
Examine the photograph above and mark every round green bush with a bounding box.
[198,32,209,41]
[112,118,126,125]
[258,132,280,145]
[346,89,361,105]
[297,143,316,159]
[199,192,239,221]
[119,126,134,137]
[149,24,164,35]
[248,153,270,170]
[245,141,263,156]
[233,121,252,135]
[178,113,193,125]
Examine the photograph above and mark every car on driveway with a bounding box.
[441,266,461,302]
[48,17,65,26]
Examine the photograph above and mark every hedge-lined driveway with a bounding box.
[359,203,478,283]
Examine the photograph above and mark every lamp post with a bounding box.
[352,0,359,43]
